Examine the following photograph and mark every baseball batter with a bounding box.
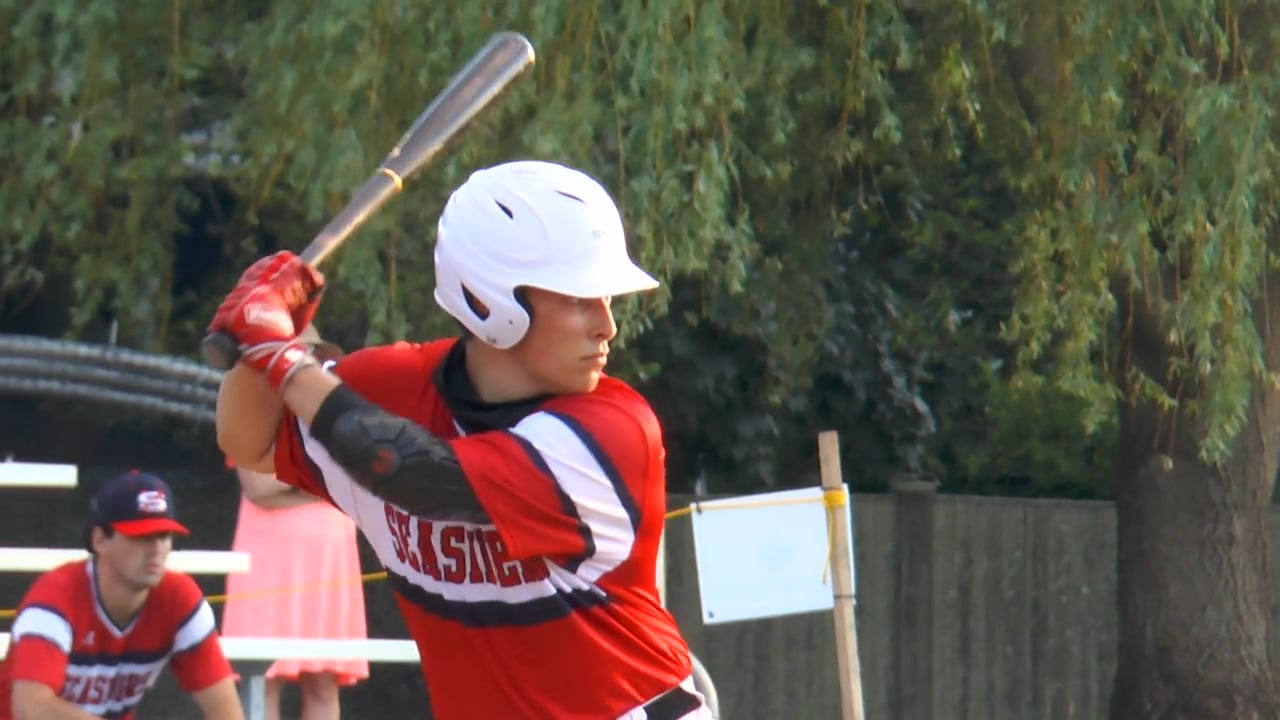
[212,160,710,719]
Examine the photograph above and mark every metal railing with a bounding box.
[0,334,219,423]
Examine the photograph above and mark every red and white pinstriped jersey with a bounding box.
[273,338,691,720]
[0,560,231,720]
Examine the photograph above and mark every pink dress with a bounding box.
[220,495,370,684]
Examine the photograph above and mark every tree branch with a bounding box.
[1110,266,1177,396]
[1002,9,1060,127]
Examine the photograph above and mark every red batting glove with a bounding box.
[208,252,326,392]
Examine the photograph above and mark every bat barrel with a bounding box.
[300,172,401,267]
[199,31,536,371]
[305,31,536,266]
[381,31,535,178]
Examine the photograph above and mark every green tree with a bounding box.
[990,1,1280,715]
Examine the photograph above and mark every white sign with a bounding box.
[689,485,855,625]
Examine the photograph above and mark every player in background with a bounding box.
[212,160,710,719]
[0,471,242,720]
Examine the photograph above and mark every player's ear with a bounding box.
[86,525,109,554]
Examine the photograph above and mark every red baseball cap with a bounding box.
[92,471,190,537]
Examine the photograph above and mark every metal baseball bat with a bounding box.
[201,31,536,370]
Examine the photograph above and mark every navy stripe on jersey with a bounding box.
[173,602,202,635]
[546,410,642,532]
[510,432,594,573]
[172,599,217,655]
[89,561,138,636]
[19,633,67,654]
[68,648,170,666]
[506,411,640,582]
[387,570,610,628]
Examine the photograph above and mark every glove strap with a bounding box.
[241,339,319,392]
[267,340,321,392]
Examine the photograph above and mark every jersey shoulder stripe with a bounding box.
[507,431,595,573]
[11,605,72,653]
[544,409,641,533]
[172,600,216,655]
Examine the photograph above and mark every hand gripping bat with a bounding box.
[201,31,536,369]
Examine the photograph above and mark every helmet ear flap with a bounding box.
[461,285,536,341]
[459,283,537,327]
[461,286,491,320]
[440,275,532,349]
[513,287,534,322]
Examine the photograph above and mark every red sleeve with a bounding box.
[7,636,68,691]
[169,634,231,693]
[274,411,331,500]
[164,575,233,692]
[7,574,75,692]
[452,390,658,578]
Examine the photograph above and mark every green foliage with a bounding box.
[0,1,227,348]
[4,0,980,491]
[222,1,778,348]
[941,369,1117,498]
[30,0,1278,493]
[989,0,1280,465]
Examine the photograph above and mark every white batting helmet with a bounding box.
[433,160,659,349]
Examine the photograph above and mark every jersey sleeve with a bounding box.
[7,604,72,690]
[165,576,233,692]
[451,396,655,581]
[274,342,438,506]
[272,349,377,500]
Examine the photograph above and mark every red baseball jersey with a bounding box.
[274,338,692,719]
[0,560,232,720]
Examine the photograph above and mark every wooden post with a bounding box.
[818,430,865,720]
[892,476,936,720]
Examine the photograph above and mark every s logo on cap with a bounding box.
[136,490,169,514]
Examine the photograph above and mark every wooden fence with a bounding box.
[662,486,1120,720]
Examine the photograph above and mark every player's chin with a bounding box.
[559,370,602,395]
[131,569,166,590]
[539,363,604,396]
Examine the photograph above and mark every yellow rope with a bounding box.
[202,570,390,605]
[0,490,851,620]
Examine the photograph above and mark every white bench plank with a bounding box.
[220,637,419,663]
[0,462,77,488]
[0,634,417,663]
[0,548,250,574]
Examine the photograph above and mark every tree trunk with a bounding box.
[1111,434,1280,718]
[1109,290,1280,718]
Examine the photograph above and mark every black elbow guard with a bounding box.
[308,384,489,521]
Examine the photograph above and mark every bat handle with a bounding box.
[201,332,241,371]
